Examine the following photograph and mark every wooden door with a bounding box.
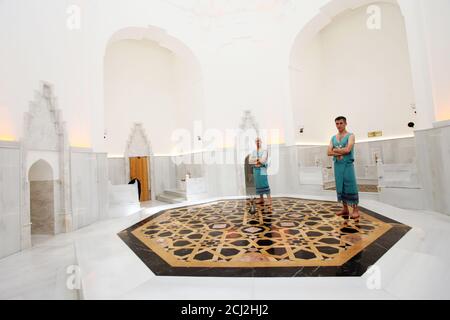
[129,156,150,202]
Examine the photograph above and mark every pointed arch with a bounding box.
[28,159,55,237]
[124,123,156,201]
[21,82,72,249]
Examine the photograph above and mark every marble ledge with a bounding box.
[0,140,20,149]
[432,120,450,129]
[70,147,93,153]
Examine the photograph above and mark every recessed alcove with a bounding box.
[29,159,55,242]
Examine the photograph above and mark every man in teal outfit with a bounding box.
[327,116,360,219]
[249,138,272,205]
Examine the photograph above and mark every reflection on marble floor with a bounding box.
[140,200,169,208]
[324,185,379,193]
[0,237,79,300]
[118,198,410,277]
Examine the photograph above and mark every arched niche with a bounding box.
[21,82,72,249]
[289,0,400,59]
[104,26,205,157]
[289,0,416,144]
[28,159,55,239]
[106,26,202,82]
[124,123,155,201]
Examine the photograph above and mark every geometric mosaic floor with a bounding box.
[118,198,410,277]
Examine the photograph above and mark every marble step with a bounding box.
[156,192,186,204]
[164,189,187,198]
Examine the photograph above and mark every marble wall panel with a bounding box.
[107,157,126,185]
[0,143,21,259]
[152,156,177,196]
[415,125,450,215]
[70,151,99,230]
[97,154,109,221]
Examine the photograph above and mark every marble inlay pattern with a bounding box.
[119,197,410,277]
[30,181,54,235]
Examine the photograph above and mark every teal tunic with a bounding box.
[252,150,271,196]
[332,133,359,206]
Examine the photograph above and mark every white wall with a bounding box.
[28,160,54,182]
[104,39,180,155]
[0,0,103,149]
[291,2,416,144]
[397,0,450,126]
[104,38,206,155]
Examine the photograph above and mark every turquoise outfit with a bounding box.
[252,150,271,196]
[332,133,359,206]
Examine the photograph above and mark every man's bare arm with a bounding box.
[327,140,340,157]
[333,134,355,155]
[248,155,257,165]
[259,150,268,165]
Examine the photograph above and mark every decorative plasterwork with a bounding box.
[125,123,152,158]
[24,83,64,152]
[238,110,260,134]
[21,82,72,249]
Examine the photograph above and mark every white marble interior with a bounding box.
[3,128,448,263]
[111,134,436,213]
[1,0,448,300]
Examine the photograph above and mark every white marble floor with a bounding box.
[1,195,450,300]
[0,200,165,300]
[0,233,79,300]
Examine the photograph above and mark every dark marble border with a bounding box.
[117,198,411,277]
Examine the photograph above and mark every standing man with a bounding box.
[249,138,272,205]
[327,116,360,219]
